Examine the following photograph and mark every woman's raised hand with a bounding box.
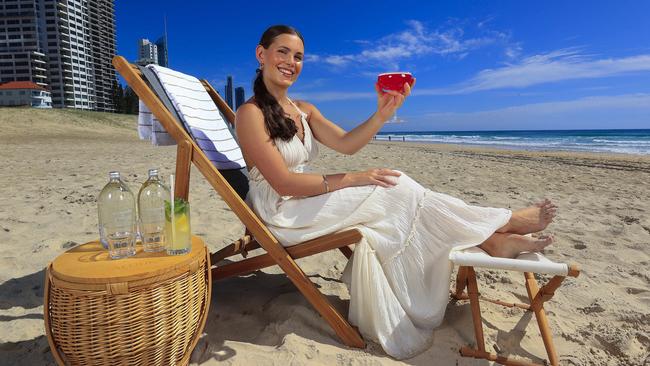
[349,168,402,188]
[374,79,415,122]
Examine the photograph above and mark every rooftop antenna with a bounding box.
[163,14,169,66]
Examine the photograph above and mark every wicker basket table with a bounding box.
[44,236,211,366]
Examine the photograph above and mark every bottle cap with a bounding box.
[148,168,159,177]
[109,171,120,179]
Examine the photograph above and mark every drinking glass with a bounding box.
[105,217,136,259]
[165,199,191,255]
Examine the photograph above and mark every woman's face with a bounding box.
[256,33,304,88]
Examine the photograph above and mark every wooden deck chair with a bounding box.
[113,56,365,349]
[449,246,580,366]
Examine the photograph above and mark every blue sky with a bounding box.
[115,1,650,131]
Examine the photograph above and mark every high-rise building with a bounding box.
[0,0,118,111]
[0,1,49,88]
[224,75,233,109]
[136,38,157,65]
[155,36,167,67]
[155,17,168,67]
[235,86,244,110]
[88,0,118,112]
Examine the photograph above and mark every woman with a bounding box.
[235,25,557,359]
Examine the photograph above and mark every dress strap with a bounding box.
[287,98,308,117]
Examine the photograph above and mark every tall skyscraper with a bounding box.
[155,36,167,67]
[0,0,118,111]
[88,0,118,111]
[136,39,158,65]
[235,86,245,110]
[224,75,233,110]
[155,17,168,67]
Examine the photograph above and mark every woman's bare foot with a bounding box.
[498,199,557,235]
[479,232,554,258]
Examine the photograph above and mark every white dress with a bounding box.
[246,101,512,359]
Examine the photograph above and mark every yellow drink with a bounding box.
[164,198,191,255]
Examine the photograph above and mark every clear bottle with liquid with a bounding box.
[97,171,137,259]
[137,169,169,252]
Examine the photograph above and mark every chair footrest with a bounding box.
[449,247,570,276]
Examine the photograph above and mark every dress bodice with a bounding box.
[249,100,319,181]
[247,100,319,215]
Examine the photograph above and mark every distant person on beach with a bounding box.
[235,25,558,359]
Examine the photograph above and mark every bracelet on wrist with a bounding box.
[322,174,330,193]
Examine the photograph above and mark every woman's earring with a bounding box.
[260,63,264,70]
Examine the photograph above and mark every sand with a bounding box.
[1,108,648,365]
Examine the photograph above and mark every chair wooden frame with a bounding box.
[451,264,580,366]
[113,56,364,349]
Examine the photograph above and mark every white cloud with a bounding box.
[415,49,650,95]
[477,15,496,29]
[308,20,512,70]
[504,43,522,59]
[297,49,650,100]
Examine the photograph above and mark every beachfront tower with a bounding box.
[155,16,168,67]
[224,75,233,110]
[0,0,118,111]
[0,0,49,88]
[137,39,158,65]
[155,36,168,67]
[88,0,118,112]
[235,86,245,110]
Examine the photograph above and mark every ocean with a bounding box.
[375,129,650,155]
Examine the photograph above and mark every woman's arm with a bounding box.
[300,82,413,155]
[236,103,401,197]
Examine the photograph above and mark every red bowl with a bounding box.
[378,72,414,91]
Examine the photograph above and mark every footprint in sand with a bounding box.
[573,243,587,250]
[579,301,605,314]
[626,287,647,295]
[619,215,640,225]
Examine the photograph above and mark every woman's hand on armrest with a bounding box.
[328,169,402,191]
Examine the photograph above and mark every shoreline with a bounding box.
[368,140,650,172]
[370,139,650,160]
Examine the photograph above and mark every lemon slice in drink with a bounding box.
[175,213,189,231]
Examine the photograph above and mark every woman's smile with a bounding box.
[277,66,295,78]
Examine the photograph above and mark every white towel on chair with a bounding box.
[147,65,245,169]
[138,100,176,146]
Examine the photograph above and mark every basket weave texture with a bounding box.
[44,238,211,366]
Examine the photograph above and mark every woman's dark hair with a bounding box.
[254,25,304,142]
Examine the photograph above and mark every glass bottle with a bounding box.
[137,169,169,252]
[97,171,137,259]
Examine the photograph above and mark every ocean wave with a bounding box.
[491,136,524,140]
[376,133,650,155]
[592,139,650,144]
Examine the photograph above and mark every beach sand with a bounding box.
[1,108,648,365]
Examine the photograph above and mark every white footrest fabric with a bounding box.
[449,247,569,276]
